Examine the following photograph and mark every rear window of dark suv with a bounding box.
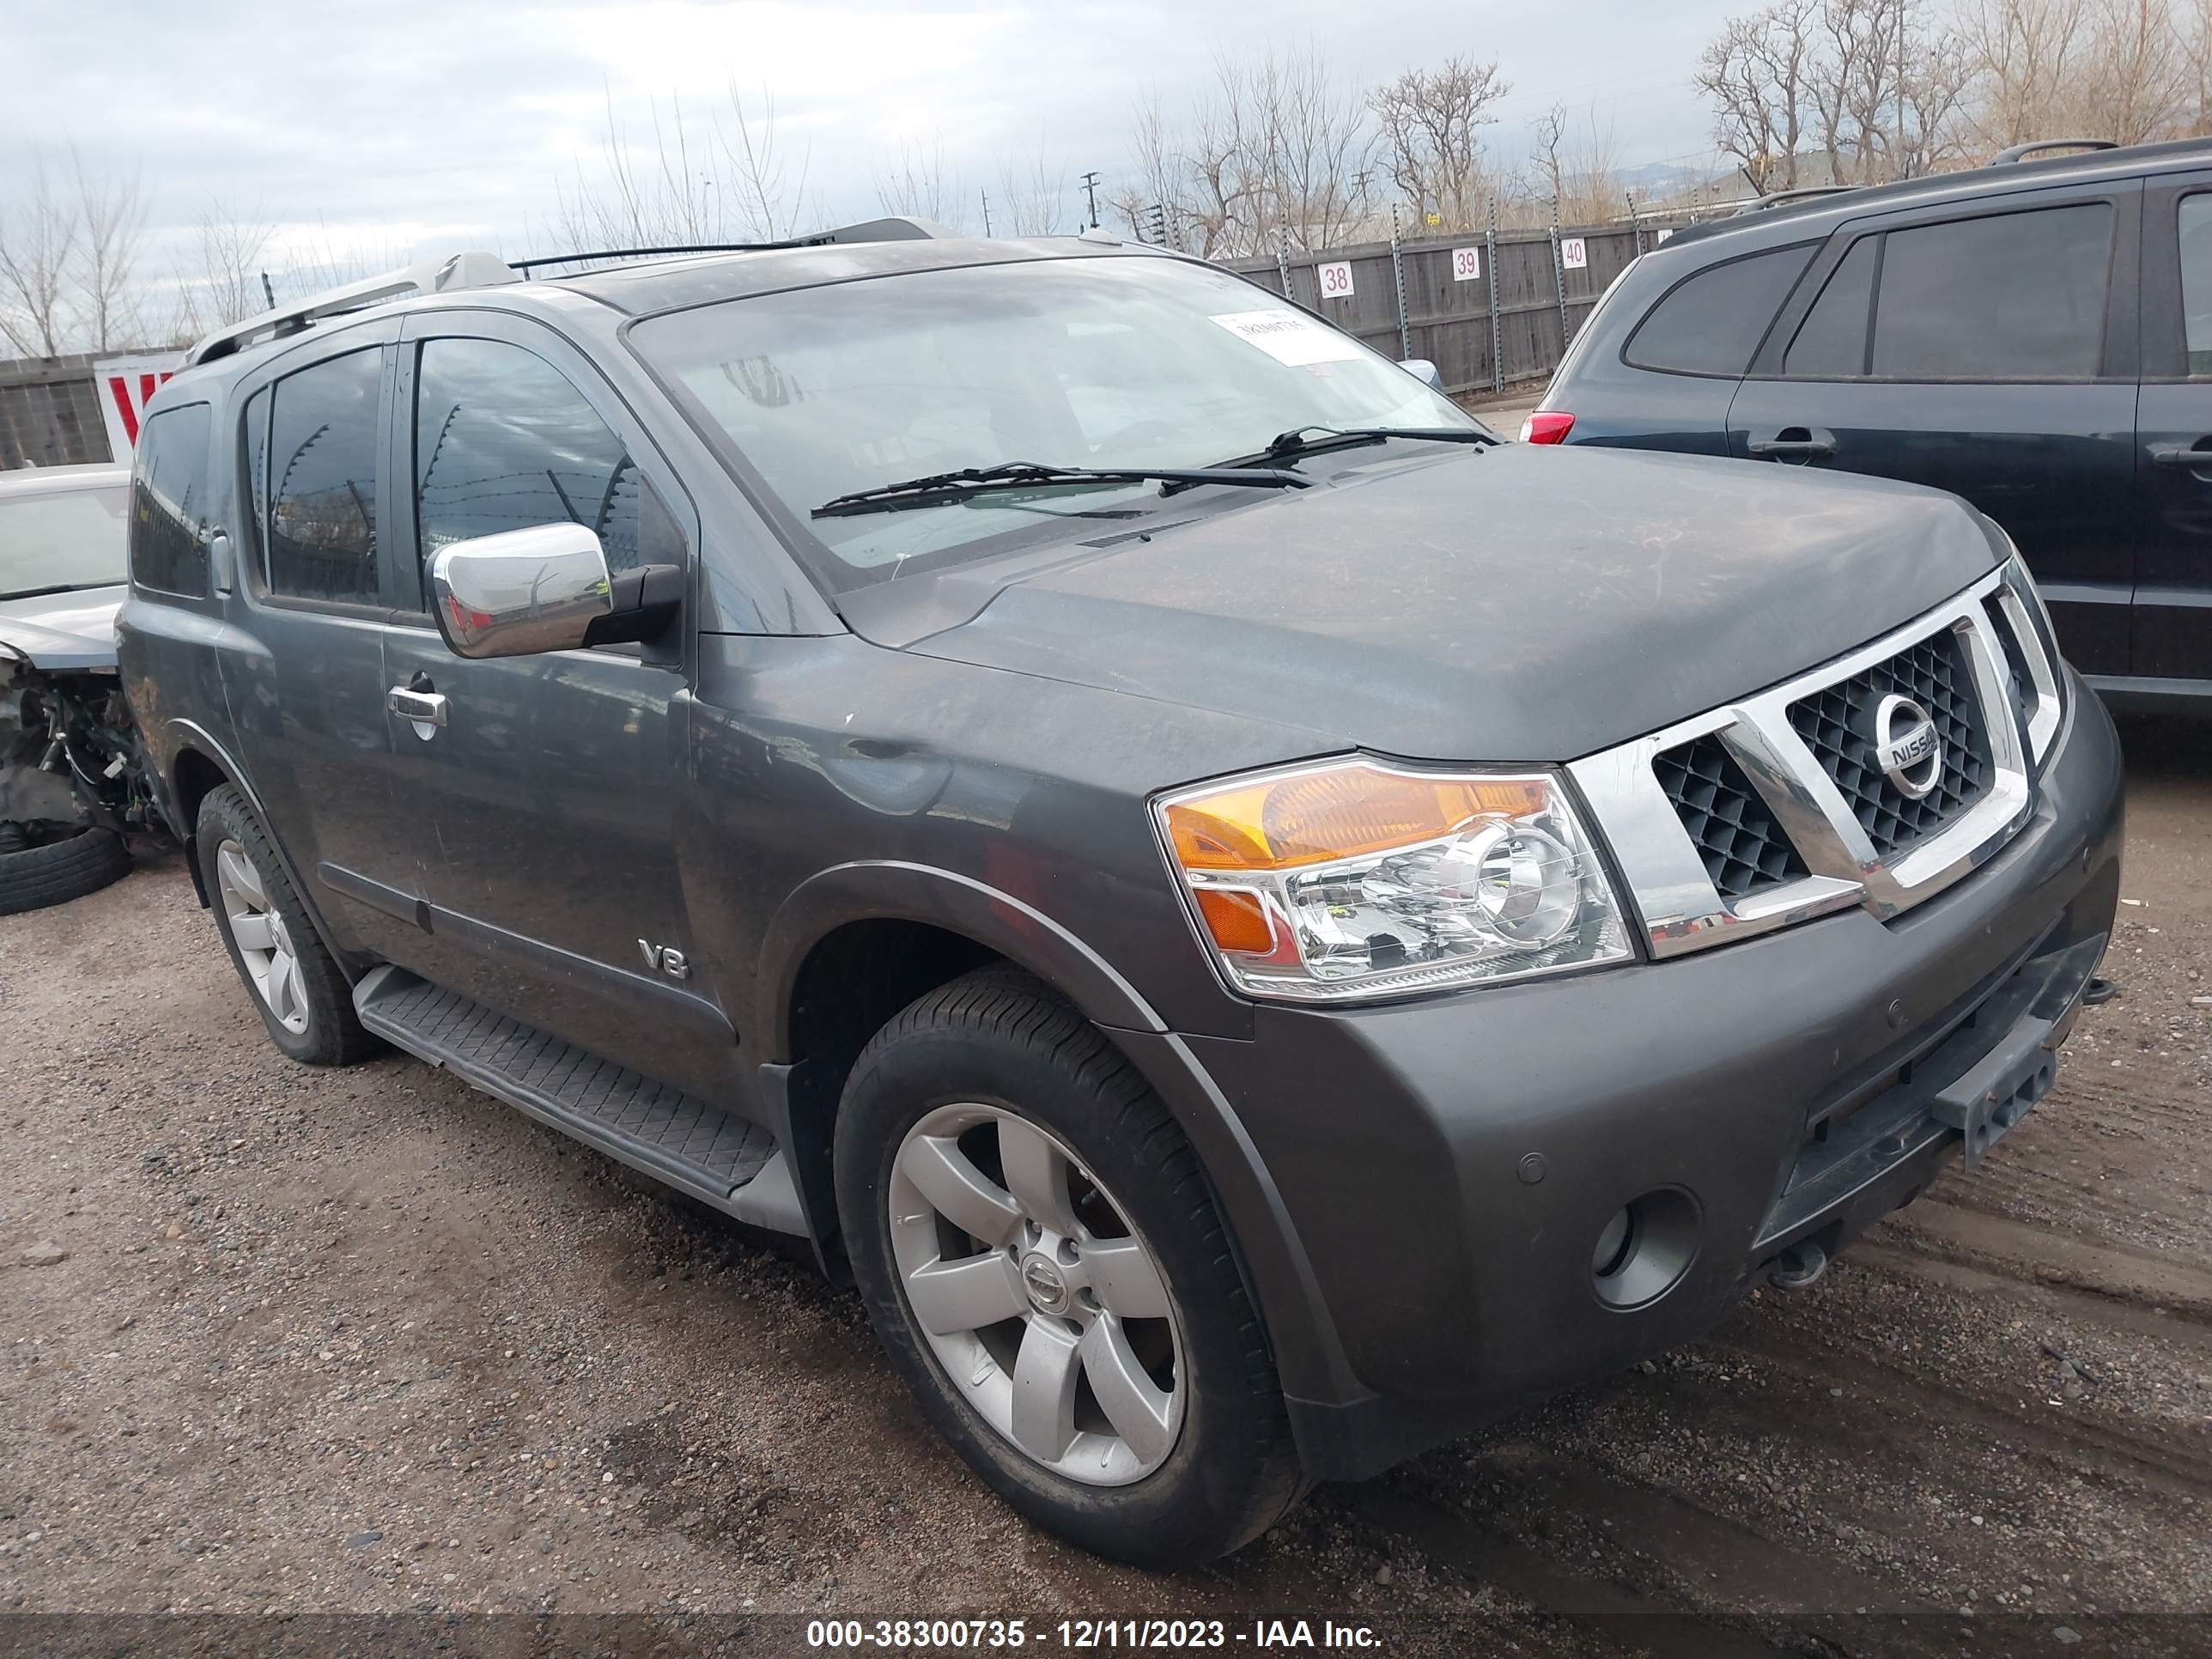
[130,402,214,598]
[1622,244,1816,377]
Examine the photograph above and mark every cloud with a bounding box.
[6,0,1733,266]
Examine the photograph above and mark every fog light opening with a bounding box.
[1590,1188,1701,1310]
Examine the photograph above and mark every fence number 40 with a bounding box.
[1560,237,1588,270]
[1316,259,1355,299]
[1451,247,1483,283]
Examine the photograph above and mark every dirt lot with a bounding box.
[1,719,2207,1659]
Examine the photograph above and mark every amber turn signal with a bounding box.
[1164,763,1547,872]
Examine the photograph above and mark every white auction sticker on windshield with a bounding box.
[1208,308,1366,367]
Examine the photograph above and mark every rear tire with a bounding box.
[195,785,378,1066]
[0,824,131,915]
[835,965,1304,1565]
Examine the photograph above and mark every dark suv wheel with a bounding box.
[835,966,1303,1565]
[196,784,378,1066]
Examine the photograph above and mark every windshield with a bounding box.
[0,484,130,599]
[629,255,1476,588]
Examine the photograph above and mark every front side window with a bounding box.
[267,347,383,605]
[2178,192,2212,374]
[6,483,130,599]
[128,403,212,597]
[413,337,672,575]
[629,255,1474,590]
[1870,204,2113,380]
[1623,245,1814,376]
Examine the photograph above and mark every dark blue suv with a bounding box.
[1529,137,2212,710]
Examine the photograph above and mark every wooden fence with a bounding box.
[1221,213,1696,397]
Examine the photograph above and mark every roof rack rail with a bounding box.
[185,250,517,368]
[1732,185,1863,214]
[1989,138,2118,165]
[513,215,957,277]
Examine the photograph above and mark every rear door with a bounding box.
[222,323,438,970]
[1726,185,2141,676]
[2131,172,2212,686]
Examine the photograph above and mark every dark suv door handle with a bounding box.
[1747,427,1838,462]
[2148,440,2212,471]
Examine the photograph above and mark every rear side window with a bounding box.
[1872,204,2113,379]
[130,404,213,598]
[1784,237,1880,376]
[1623,246,1814,376]
[267,347,383,605]
[413,337,676,575]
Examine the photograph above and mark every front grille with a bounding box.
[1653,733,1809,898]
[1788,628,1990,859]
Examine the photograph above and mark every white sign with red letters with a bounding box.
[1451,246,1483,283]
[1316,259,1355,300]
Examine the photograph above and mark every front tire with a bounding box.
[835,967,1303,1565]
[195,785,377,1066]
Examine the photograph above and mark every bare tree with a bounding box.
[2185,0,2212,129]
[1367,56,1510,232]
[2087,0,2191,143]
[1521,101,1625,224]
[0,159,81,357]
[1698,0,1820,191]
[1958,0,2094,147]
[721,83,811,240]
[996,156,1067,236]
[166,201,275,346]
[68,148,147,353]
[876,137,965,229]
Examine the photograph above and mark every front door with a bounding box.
[2132,171,2212,688]
[1727,187,2141,677]
[376,316,733,1097]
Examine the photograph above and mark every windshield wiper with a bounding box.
[811,460,1310,520]
[1209,423,1498,472]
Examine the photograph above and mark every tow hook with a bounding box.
[2081,976,2119,1006]
[1767,1238,1829,1291]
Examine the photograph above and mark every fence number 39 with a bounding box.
[1560,237,1588,270]
[1451,247,1483,283]
[1317,260,1355,299]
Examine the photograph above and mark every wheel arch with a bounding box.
[161,723,352,979]
[755,861,1358,1414]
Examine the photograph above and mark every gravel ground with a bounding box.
[0,716,2206,1659]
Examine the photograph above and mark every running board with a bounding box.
[353,965,805,1235]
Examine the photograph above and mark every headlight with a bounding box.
[1155,758,1633,1002]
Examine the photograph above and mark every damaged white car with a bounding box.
[1,464,160,914]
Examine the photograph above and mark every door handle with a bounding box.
[387,684,449,726]
[2148,440,2212,471]
[1747,426,1838,461]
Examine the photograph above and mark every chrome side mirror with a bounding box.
[428,522,612,659]
[1401,357,1444,392]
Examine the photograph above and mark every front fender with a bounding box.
[753,858,1365,1418]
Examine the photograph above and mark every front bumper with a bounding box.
[1176,678,2124,1482]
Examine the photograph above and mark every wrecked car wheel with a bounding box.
[0,823,130,915]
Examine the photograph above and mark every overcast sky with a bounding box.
[8,0,1741,274]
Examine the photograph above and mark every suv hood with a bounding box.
[857,447,2007,763]
[0,586,125,673]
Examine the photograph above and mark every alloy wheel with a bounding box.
[216,837,309,1035]
[888,1103,1185,1486]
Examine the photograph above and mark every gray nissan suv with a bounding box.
[116,226,2124,1565]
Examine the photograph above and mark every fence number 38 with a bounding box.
[1317,259,1355,299]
